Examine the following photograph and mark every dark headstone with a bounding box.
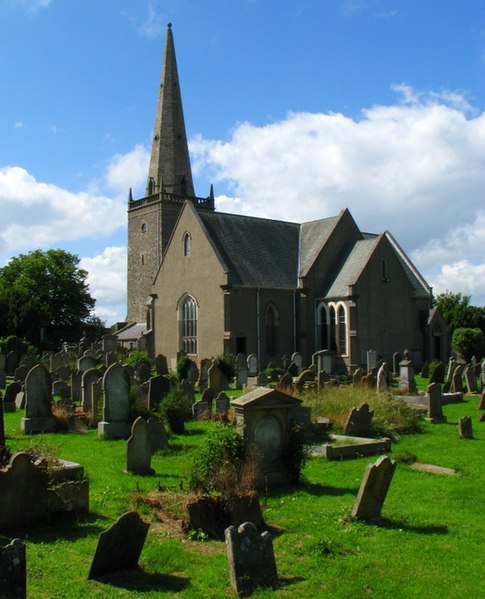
[344,403,374,436]
[429,361,445,384]
[458,416,473,439]
[225,521,278,596]
[146,417,168,453]
[351,456,397,520]
[426,382,446,423]
[0,537,26,599]
[88,512,149,579]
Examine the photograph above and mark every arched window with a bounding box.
[183,232,191,257]
[179,295,198,354]
[265,304,279,356]
[338,305,347,354]
[141,223,147,233]
[319,304,329,350]
[329,306,337,352]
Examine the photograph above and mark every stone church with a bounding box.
[126,24,448,373]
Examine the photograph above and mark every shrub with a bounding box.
[211,354,236,382]
[157,386,192,433]
[452,328,484,362]
[190,423,257,497]
[176,354,192,381]
[124,349,151,369]
[0,335,38,357]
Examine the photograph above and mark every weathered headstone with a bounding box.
[101,334,118,354]
[464,365,478,394]
[399,350,417,393]
[78,355,97,373]
[97,362,131,439]
[208,363,223,393]
[88,512,150,580]
[154,354,168,375]
[291,352,303,373]
[146,417,168,453]
[20,365,56,434]
[352,367,365,385]
[426,382,446,423]
[247,354,258,377]
[0,537,26,599]
[0,369,6,390]
[147,374,171,411]
[225,521,278,596]
[377,362,390,392]
[13,364,29,383]
[104,351,118,368]
[215,392,230,415]
[3,381,20,413]
[458,416,473,439]
[276,372,294,393]
[344,403,374,436]
[136,363,152,385]
[192,400,211,419]
[70,369,83,403]
[126,417,154,475]
[351,456,397,520]
[180,378,195,403]
[479,390,485,410]
[81,368,102,412]
[451,366,464,393]
[367,349,377,374]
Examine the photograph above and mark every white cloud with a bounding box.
[191,86,485,305]
[430,261,485,305]
[0,166,126,256]
[80,247,127,324]
[104,144,150,195]
[8,0,52,12]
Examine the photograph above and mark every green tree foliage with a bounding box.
[433,291,485,335]
[451,328,484,361]
[0,249,95,349]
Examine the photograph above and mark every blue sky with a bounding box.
[1,0,484,324]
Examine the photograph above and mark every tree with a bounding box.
[433,291,485,335]
[0,249,96,349]
[451,328,484,361]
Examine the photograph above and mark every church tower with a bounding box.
[126,24,214,323]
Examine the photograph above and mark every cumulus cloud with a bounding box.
[191,86,485,305]
[8,0,52,12]
[80,247,127,323]
[104,144,150,194]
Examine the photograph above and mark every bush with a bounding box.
[452,328,484,362]
[190,423,257,497]
[211,354,236,382]
[157,386,192,433]
[0,335,37,357]
[124,350,151,369]
[176,354,192,381]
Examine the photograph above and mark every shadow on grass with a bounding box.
[299,480,359,497]
[93,566,189,592]
[7,512,110,544]
[278,576,306,589]
[368,517,448,535]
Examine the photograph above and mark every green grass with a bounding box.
[2,390,485,598]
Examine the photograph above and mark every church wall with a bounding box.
[351,238,430,368]
[152,205,227,369]
[127,199,162,323]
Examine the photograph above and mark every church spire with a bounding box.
[146,23,195,197]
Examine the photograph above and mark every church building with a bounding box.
[126,25,448,373]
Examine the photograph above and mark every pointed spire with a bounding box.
[128,187,133,203]
[146,24,195,198]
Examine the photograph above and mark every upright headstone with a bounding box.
[215,392,230,415]
[0,369,6,390]
[366,349,377,374]
[136,363,152,385]
[247,354,258,377]
[464,365,478,394]
[208,363,223,394]
[291,352,303,373]
[344,403,374,436]
[101,334,118,354]
[81,368,102,412]
[180,378,195,403]
[458,416,473,439]
[392,352,402,376]
[225,522,278,596]
[147,374,171,411]
[3,381,21,413]
[351,456,397,520]
[451,366,464,393]
[97,362,131,439]
[426,382,446,423]
[429,361,445,384]
[399,350,417,393]
[126,417,154,475]
[20,365,56,434]
[0,537,26,599]
[88,512,150,580]
[352,367,365,385]
[78,355,97,373]
[70,369,83,403]
[376,362,390,392]
[155,354,168,375]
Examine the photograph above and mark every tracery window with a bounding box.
[179,295,198,354]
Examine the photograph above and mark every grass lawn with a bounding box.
[2,390,485,598]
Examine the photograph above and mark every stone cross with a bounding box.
[352,456,397,520]
[225,521,278,596]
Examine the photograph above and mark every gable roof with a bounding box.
[299,215,340,276]
[197,210,300,288]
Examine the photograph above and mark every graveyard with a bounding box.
[0,350,484,598]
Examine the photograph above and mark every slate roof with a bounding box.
[116,322,147,341]
[197,211,300,288]
[299,216,339,277]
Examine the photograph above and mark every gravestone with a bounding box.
[458,416,473,439]
[399,350,417,393]
[366,349,377,373]
[20,365,56,434]
[13,364,29,383]
[180,378,195,403]
[446,358,456,382]
[426,382,446,423]
[52,380,70,400]
[344,403,374,436]
[479,390,485,410]
[464,365,478,394]
[392,352,402,375]
[91,379,103,423]
[247,354,258,377]
[70,369,83,403]
[351,456,397,520]
[101,334,118,354]
[276,372,294,393]
[198,359,210,393]
[5,352,19,376]
[155,354,168,375]
[55,365,71,383]
[81,368,102,412]
[78,355,97,373]
[451,366,464,393]
[420,362,430,378]
[225,521,278,596]
[88,512,150,580]
[352,367,365,385]
[146,417,168,453]
[126,417,154,475]
[3,381,21,413]
[376,362,390,392]
[0,354,5,372]
[208,363,223,393]
[136,363,152,385]
[147,374,171,411]
[201,387,216,410]
[0,369,6,390]
[230,388,302,487]
[0,537,26,599]
[429,361,445,384]
[215,392,230,415]
[235,363,248,389]
[192,400,211,419]
[97,362,131,439]
[291,352,303,373]
[104,351,118,368]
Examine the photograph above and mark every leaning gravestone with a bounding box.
[20,365,56,434]
[351,456,397,520]
[426,382,446,423]
[88,512,150,580]
[225,521,278,596]
[0,536,26,599]
[97,363,131,439]
[344,403,374,436]
[458,416,473,439]
[126,417,154,475]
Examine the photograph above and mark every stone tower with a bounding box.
[126,24,214,323]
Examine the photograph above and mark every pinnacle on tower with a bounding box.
[146,24,195,198]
